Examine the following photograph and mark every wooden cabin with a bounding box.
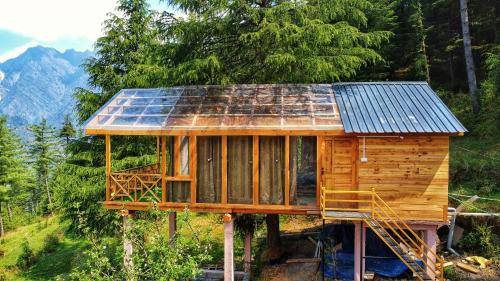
[83,82,466,281]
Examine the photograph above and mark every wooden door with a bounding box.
[320,137,358,210]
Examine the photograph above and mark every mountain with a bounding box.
[0,46,91,138]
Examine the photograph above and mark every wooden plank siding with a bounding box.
[357,136,449,221]
[105,134,449,221]
[321,137,358,209]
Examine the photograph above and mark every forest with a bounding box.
[0,0,498,280]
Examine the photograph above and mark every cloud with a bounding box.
[0,0,117,43]
[0,41,40,63]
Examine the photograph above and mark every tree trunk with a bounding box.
[44,172,52,210]
[266,214,281,248]
[0,203,4,237]
[7,203,12,221]
[299,137,316,173]
[459,0,480,114]
[244,232,252,274]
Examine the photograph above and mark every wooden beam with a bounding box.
[222,136,228,204]
[253,136,259,205]
[352,137,358,205]
[284,136,290,206]
[174,136,181,176]
[316,136,322,207]
[161,136,167,203]
[190,136,197,204]
[105,135,111,201]
[156,136,160,166]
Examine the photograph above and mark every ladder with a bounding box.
[320,188,444,281]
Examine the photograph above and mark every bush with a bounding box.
[459,221,500,258]
[16,240,36,270]
[41,232,61,254]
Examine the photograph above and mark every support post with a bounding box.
[244,232,252,275]
[223,213,234,281]
[362,223,366,280]
[161,136,167,203]
[122,210,133,277]
[169,212,177,242]
[354,222,362,281]
[105,135,111,201]
[424,227,437,280]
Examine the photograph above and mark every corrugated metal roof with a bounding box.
[333,82,467,134]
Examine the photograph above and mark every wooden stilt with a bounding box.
[244,232,252,275]
[169,212,177,242]
[223,213,234,281]
[122,211,133,276]
[354,222,361,281]
[424,227,437,280]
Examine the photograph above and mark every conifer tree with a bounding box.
[159,0,393,84]
[28,119,59,213]
[59,114,77,146]
[0,116,30,236]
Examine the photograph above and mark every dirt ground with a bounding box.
[255,218,500,281]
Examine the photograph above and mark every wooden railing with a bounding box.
[109,164,162,203]
[321,187,444,281]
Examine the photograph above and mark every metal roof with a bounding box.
[333,82,467,134]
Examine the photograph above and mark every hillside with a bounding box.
[0,46,90,137]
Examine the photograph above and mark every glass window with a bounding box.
[290,136,317,206]
[259,136,285,205]
[227,136,253,204]
[196,136,222,203]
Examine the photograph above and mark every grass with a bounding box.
[450,136,500,212]
[0,216,88,281]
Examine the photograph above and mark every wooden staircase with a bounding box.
[321,188,444,281]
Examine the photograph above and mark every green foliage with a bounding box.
[444,266,468,281]
[459,221,500,258]
[234,214,264,238]
[41,232,61,254]
[67,209,214,281]
[16,239,36,270]
[28,118,61,213]
[161,0,392,84]
[59,114,77,146]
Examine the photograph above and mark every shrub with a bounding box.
[16,240,36,270]
[41,232,61,254]
[459,221,500,257]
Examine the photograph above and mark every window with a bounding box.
[167,136,191,203]
[196,136,222,203]
[290,136,317,205]
[259,136,285,205]
[227,136,253,204]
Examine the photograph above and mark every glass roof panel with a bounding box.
[84,85,343,133]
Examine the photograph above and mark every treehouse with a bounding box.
[83,82,466,281]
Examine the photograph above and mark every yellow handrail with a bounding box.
[320,187,444,281]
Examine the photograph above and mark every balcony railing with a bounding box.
[109,164,162,203]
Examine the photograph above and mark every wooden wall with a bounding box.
[357,136,449,221]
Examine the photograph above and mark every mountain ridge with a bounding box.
[0,46,91,138]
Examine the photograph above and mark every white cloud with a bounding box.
[0,41,40,62]
[0,0,117,43]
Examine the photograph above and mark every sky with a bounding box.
[0,0,173,62]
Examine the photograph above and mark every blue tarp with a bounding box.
[319,224,423,280]
[321,252,414,280]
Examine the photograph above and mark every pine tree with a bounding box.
[0,116,30,236]
[59,114,76,146]
[28,119,60,213]
[159,0,393,84]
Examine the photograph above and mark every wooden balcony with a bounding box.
[109,164,162,203]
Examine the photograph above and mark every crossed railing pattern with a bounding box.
[110,164,162,203]
[320,188,445,281]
